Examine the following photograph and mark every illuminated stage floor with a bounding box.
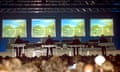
[0,47,119,57]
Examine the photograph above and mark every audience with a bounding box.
[0,64,9,72]
[2,58,22,72]
[0,54,120,72]
[83,64,94,72]
[101,61,114,72]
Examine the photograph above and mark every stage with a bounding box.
[0,47,118,57]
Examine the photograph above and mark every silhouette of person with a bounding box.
[99,34,108,43]
[71,36,81,44]
[15,35,23,43]
[99,34,107,56]
[14,35,24,57]
[45,35,54,44]
[45,35,54,56]
[71,36,81,56]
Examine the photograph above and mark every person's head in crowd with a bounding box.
[2,58,22,72]
[41,59,47,67]
[22,62,38,72]
[76,62,84,72]
[65,69,77,72]
[72,56,81,64]
[60,55,71,72]
[44,56,64,72]
[83,64,94,72]
[101,61,114,72]
[0,56,3,64]
[108,55,116,63]
[108,55,113,60]
[0,64,9,72]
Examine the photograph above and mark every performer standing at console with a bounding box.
[71,36,81,56]
[15,35,24,57]
[99,34,108,56]
[45,35,54,56]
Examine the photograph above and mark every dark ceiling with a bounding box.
[0,0,120,13]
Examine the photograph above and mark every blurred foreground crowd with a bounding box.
[0,54,120,72]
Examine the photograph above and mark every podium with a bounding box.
[41,45,56,56]
[98,42,115,56]
[98,43,114,47]
[68,45,85,56]
[11,43,26,56]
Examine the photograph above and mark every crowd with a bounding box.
[0,54,120,72]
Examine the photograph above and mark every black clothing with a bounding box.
[99,36,108,43]
[101,46,106,56]
[45,38,54,56]
[15,37,23,44]
[45,38,54,44]
[71,39,81,45]
[71,38,81,56]
[14,37,24,57]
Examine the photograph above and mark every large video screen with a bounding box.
[2,19,27,38]
[90,19,113,36]
[32,19,56,37]
[61,19,85,37]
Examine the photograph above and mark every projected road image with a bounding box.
[2,20,26,38]
[90,19,113,36]
[61,19,85,37]
[32,19,56,37]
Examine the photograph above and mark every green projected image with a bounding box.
[32,19,56,37]
[2,20,27,38]
[61,19,85,37]
[90,19,113,36]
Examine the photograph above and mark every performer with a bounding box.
[45,35,54,56]
[99,34,107,56]
[99,34,108,43]
[71,36,81,56]
[45,35,54,44]
[71,36,81,44]
[15,35,23,43]
[14,35,24,57]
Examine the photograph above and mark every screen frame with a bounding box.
[31,18,56,38]
[2,19,27,38]
[61,18,86,38]
[90,18,114,37]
